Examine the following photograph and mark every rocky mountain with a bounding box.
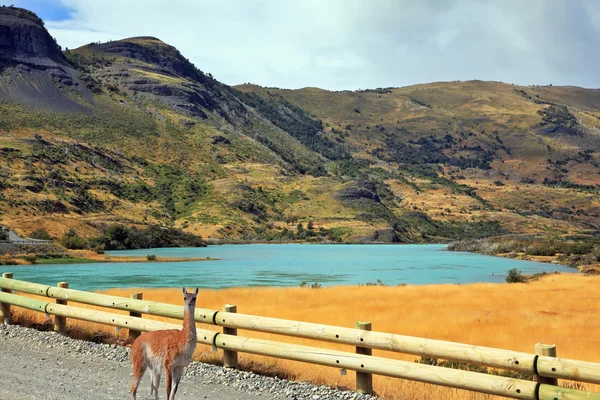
[0,7,63,63]
[0,6,90,112]
[1,6,599,244]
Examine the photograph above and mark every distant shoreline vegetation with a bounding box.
[59,224,206,252]
[448,235,600,269]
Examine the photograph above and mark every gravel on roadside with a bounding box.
[0,324,382,400]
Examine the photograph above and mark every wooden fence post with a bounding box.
[535,343,558,386]
[0,272,13,325]
[128,292,143,341]
[356,321,373,394]
[53,282,68,332]
[223,304,238,368]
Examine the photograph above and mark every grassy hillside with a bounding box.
[236,81,600,238]
[1,7,600,243]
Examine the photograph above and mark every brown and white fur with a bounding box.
[130,287,198,400]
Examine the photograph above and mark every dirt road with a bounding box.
[0,328,278,400]
[0,324,371,400]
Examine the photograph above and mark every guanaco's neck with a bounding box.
[182,305,197,343]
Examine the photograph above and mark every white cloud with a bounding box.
[38,0,600,90]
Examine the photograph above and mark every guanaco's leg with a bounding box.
[130,362,146,400]
[164,360,173,400]
[150,365,161,400]
[169,366,185,400]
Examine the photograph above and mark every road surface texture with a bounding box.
[0,324,378,400]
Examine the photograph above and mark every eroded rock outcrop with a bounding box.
[0,6,68,67]
[0,6,90,112]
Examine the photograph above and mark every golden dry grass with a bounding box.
[132,69,186,85]
[10,273,600,399]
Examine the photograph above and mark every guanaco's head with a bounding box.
[182,287,199,309]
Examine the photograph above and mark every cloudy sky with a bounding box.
[8,0,600,90]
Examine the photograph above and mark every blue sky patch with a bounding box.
[10,0,73,22]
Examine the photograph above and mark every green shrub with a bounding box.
[591,245,600,262]
[0,226,8,241]
[525,243,556,256]
[506,268,526,283]
[37,253,68,259]
[92,243,105,254]
[560,241,596,255]
[29,228,53,241]
[23,255,37,264]
[529,271,549,281]
[363,279,387,286]
[524,239,596,257]
[146,254,157,261]
[59,229,88,250]
[91,224,204,250]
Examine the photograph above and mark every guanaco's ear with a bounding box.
[194,287,199,296]
[182,287,186,296]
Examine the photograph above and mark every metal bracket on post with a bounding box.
[356,321,373,394]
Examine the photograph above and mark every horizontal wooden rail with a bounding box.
[538,384,600,400]
[536,356,600,387]
[0,278,537,373]
[1,277,599,390]
[215,334,537,399]
[0,278,217,324]
[2,290,598,400]
[214,311,536,373]
[0,291,217,346]
[215,334,599,400]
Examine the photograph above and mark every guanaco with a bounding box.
[130,287,198,400]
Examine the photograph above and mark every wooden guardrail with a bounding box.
[0,275,599,400]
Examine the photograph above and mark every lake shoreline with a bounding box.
[2,241,443,266]
[490,252,599,275]
[448,236,600,275]
[19,243,571,291]
[2,249,220,265]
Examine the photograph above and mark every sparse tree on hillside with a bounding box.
[0,226,8,241]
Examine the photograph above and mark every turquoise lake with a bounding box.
[1,244,573,291]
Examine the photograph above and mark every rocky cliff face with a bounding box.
[0,6,67,66]
[0,6,90,112]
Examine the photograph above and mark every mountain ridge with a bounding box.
[1,6,599,244]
